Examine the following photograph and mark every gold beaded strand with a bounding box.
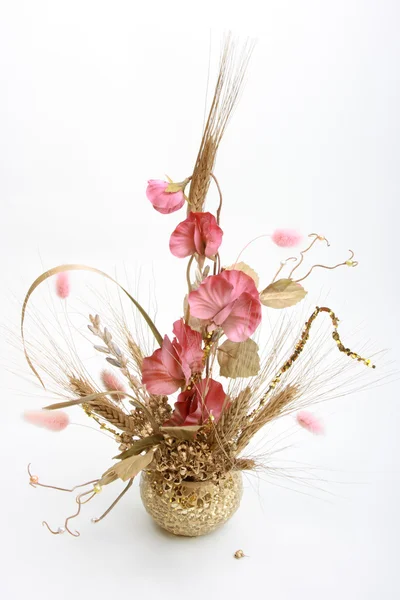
[256,306,375,410]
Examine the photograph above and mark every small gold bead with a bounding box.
[30,475,39,484]
[93,483,102,494]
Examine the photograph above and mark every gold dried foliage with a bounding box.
[218,338,261,378]
[114,435,164,460]
[100,449,155,486]
[260,279,307,309]
[160,426,201,441]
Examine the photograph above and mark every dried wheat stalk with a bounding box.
[236,385,299,453]
[69,375,138,435]
[189,35,254,211]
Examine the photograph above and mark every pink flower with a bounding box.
[165,378,227,426]
[169,212,223,259]
[101,369,126,400]
[23,410,70,432]
[271,229,302,247]
[142,319,204,395]
[146,180,186,214]
[55,272,70,299]
[188,270,262,342]
[296,411,324,435]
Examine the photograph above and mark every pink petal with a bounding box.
[221,292,262,342]
[193,217,205,255]
[146,180,185,214]
[221,269,259,300]
[172,319,204,373]
[197,378,227,422]
[165,379,227,426]
[160,336,185,382]
[169,218,196,258]
[23,410,70,432]
[142,346,182,395]
[164,391,195,426]
[197,212,223,258]
[188,275,234,320]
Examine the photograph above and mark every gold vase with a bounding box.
[140,470,243,537]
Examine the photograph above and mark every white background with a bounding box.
[1,1,399,599]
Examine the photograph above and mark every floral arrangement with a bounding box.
[22,37,376,538]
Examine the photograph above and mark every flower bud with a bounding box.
[146,179,186,214]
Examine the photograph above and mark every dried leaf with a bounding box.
[160,425,201,440]
[110,342,122,357]
[260,278,307,309]
[100,449,155,485]
[218,338,260,378]
[113,435,163,460]
[224,262,259,288]
[94,345,110,354]
[106,357,122,368]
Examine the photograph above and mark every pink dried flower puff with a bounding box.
[23,410,70,432]
[296,411,324,435]
[101,369,126,399]
[271,229,302,248]
[55,272,70,299]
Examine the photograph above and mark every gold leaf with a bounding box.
[160,425,201,440]
[224,262,259,289]
[113,434,163,460]
[217,338,261,378]
[100,449,155,486]
[260,279,307,309]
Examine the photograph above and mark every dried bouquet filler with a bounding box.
[22,38,376,538]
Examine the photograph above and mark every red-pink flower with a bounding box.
[188,270,262,342]
[146,180,186,214]
[169,212,223,259]
[165,378,227,426]
[142,319,204,395]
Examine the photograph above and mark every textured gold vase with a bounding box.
[140,470,243,537]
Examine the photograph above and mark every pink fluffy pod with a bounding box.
[271,229,303,248]
[55,272,70,299]
[101,369,126,400]
[296,411,324,435]
[23,410,70,432]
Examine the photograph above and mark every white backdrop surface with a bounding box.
[0,1,399,599]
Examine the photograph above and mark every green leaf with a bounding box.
[260,279,307,309]
[217,338,261,378]
[160,425,201,440]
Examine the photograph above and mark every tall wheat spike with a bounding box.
[189,35,254,211]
